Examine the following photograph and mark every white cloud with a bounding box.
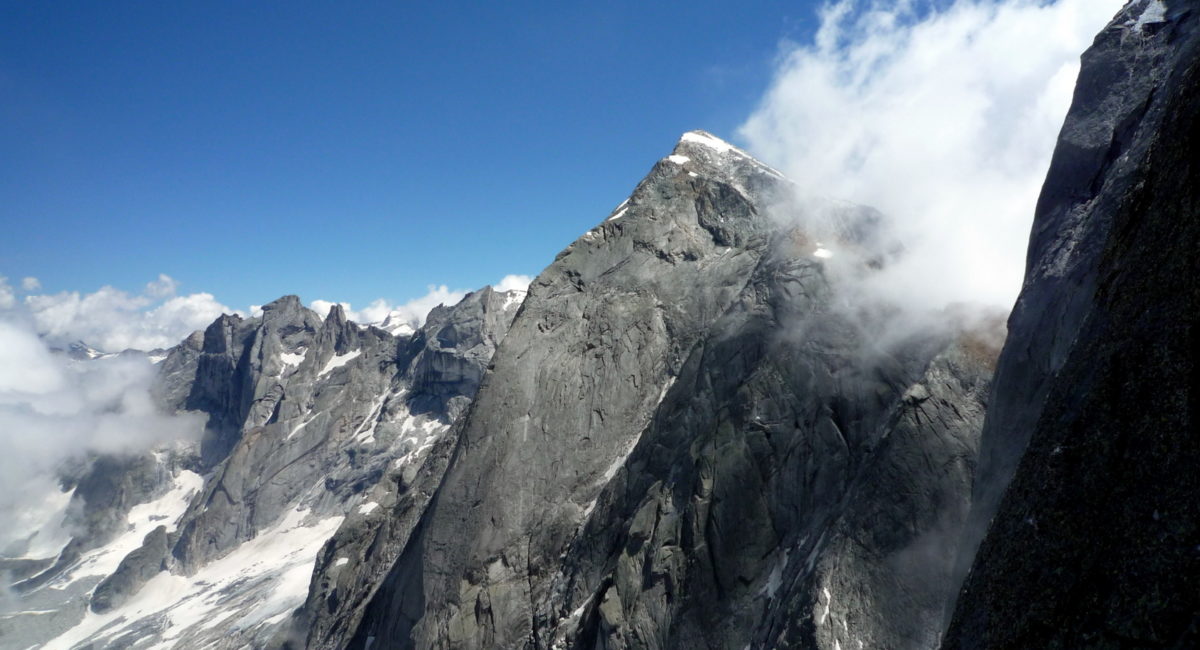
[0,277,14,310]
[309,299,351,320]
[312,285,467,328]
[21,276,41,292]
[144,273,180,299]
[495,274,532,293]
[0,320,65,395]
[20,276,235,352]
[0,274,211,558]
[739,0,1124,310]
[311,274,530,330]
[0,316,203,556]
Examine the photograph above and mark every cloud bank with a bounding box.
[740,0,1124,310]
[7,274,236,352]
[0,299,204,558]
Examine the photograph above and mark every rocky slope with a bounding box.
[944,1,1200,647]
[336,132,1000,650]
[1,287,524,649]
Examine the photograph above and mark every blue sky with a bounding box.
[1,1,817,310]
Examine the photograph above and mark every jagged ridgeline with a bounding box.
[3,130,998,650]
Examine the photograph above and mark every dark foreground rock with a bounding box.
[945,1,1200,647]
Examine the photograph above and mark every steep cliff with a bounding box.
[343,132,999,650]
[945,1,1200,647]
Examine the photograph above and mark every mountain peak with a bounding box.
[261,294,303,312]
[666,129,789,184]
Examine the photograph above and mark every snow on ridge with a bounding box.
[667,154,691,165]
[678,130,789,180]
[681,130,735,153]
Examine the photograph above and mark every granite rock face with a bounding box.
[342,133,999,650]
[10,131,1006,649]
[945,1,1200,647]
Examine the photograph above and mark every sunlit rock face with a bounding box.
[336,131,999,650]
[945,1,1200,647]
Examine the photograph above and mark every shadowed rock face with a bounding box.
[340,133,999,650]
[945,1,1200,648]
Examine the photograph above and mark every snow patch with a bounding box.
[679,131,788,179]
[813,247,834,259]
[391,411,449,468]
[334,557,349,567]
[287,414,318,440]
[43,507,344,649]
[353,393,390,444]
[501,289,527,311]
[357,501,379,515]
[1134,0,1168,32]
[607,207,628,222]
[280,348,307,368]
[318,349,361,378]
[53,470,202,584]
[760,549,790,598]
[818,586,832,625]
[667,154,690,165]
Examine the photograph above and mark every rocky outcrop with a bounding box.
[90,525,169,614]
[945,1,1200,647]
[345,132,999,649]
[292,287,524,649]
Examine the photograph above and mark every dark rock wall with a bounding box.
[945,2,1200,647]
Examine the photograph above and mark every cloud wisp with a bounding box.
[740,0,1124,311]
